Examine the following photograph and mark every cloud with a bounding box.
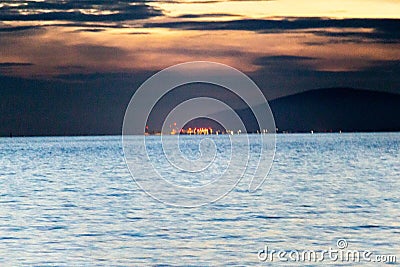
[0,25,41,32]
[175,13,241,19]
[0,62,34,75]
[309,28,400,44]
[359,60,400,76]
[0,62,34,67]
[73,28,106,33]
[144,17,400,43]
[254,55,316,65]
[0,0,162,22]
[0,23,128,35]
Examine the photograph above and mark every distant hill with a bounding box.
[151,87,400,133]
[268,88,400,132]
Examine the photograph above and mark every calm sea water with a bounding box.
[0,133,399,265]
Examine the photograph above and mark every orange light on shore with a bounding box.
[178,127,214,135]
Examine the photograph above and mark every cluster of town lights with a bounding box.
[144,123,270,135]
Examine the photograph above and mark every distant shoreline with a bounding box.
[2,131,400,138]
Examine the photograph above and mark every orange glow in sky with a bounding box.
[0,0,399,98]
[152,0,400,19]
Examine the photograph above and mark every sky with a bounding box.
[0,0,400,99]
[0,0,400,98]
[0,0,399,104]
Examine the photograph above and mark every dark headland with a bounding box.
[269,88,400,133]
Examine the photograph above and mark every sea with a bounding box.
[0,133,399,266]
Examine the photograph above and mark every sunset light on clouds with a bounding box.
[0,0,399,99]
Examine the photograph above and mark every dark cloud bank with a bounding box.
[145,17,400,43]
[0,0,162,22]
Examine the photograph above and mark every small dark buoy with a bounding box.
[9,132,12,138]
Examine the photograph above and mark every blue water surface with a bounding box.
[0,133,399,265]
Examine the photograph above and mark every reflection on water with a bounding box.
[0,133,399,265]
